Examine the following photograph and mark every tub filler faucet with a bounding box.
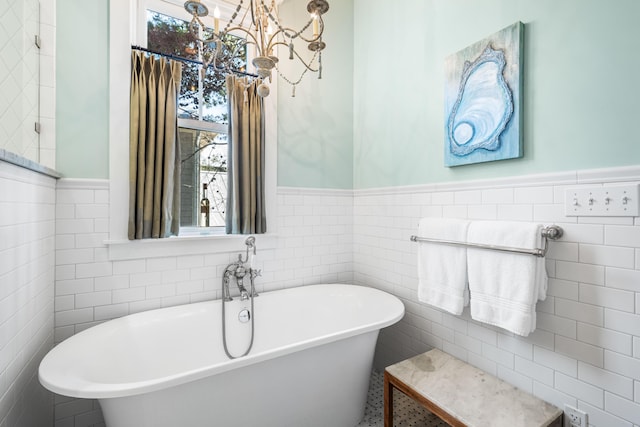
[222,236,261,359]
[222,236,261,301]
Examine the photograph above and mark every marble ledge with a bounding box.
[386,348,562,427]
[0,148,61,179]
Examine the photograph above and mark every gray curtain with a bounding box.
[225,75,266,234]
[128,51,183,239]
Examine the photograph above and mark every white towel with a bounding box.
[467,221,548,336]
[417,218,470,315]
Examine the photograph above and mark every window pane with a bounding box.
[179,128,227,228]
[146,8,246,231]
[146,10,246,124]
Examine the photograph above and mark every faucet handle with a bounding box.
[235,264,247,278]
[249,269,261,298]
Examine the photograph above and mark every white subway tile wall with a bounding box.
[0,161,56,427]
[355,170,640,427]
[52,182,353,426]
[46,167,640,427]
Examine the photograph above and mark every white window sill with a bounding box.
[106,232,278,261]
[178,226,227,237]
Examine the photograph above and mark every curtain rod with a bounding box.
[131,45,257,78]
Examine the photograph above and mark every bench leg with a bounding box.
[384,371,393,427]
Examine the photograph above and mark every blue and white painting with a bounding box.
[444,22,523,167]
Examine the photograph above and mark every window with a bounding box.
[108,0,277,251]
[144,4,246,232]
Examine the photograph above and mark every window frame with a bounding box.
[107,0,278,259]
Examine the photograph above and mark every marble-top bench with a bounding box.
[384,348,563,427]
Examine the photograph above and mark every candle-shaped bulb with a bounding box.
[312,13,319,37]
[213,6,220,33]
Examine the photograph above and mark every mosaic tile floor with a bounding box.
[356,370,450,427]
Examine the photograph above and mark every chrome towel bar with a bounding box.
[410,225,563,258]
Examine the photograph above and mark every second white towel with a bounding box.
[467,221,548,336]
[417,218,470,315]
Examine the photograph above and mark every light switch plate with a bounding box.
[565,184,639,217]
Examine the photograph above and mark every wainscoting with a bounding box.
[44,164,640,426]
[0,161,56,427]
[355,166,640,427]
[52,182,353,426]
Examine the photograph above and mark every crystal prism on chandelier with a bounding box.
[184,0,329,97]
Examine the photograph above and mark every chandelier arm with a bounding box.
[269,41,289,50]
[224,26,261,49]
[265,28,290,52]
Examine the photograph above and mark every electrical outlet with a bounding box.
[564,404,588,427]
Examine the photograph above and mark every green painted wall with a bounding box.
[276,0,354,189]
[55,0,640,186]
[56,0,353,185]
[353,0,640,189]
[56,0,109,178]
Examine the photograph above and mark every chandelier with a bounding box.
[183,0,329,97]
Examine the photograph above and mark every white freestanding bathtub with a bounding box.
[39,284,404,427]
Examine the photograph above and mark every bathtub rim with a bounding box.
[39,283,404,399]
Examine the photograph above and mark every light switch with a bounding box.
[565,184,639,217]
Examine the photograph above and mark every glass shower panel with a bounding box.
[0,0,40,162]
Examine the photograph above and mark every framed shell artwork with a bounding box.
[444,22,524,167]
